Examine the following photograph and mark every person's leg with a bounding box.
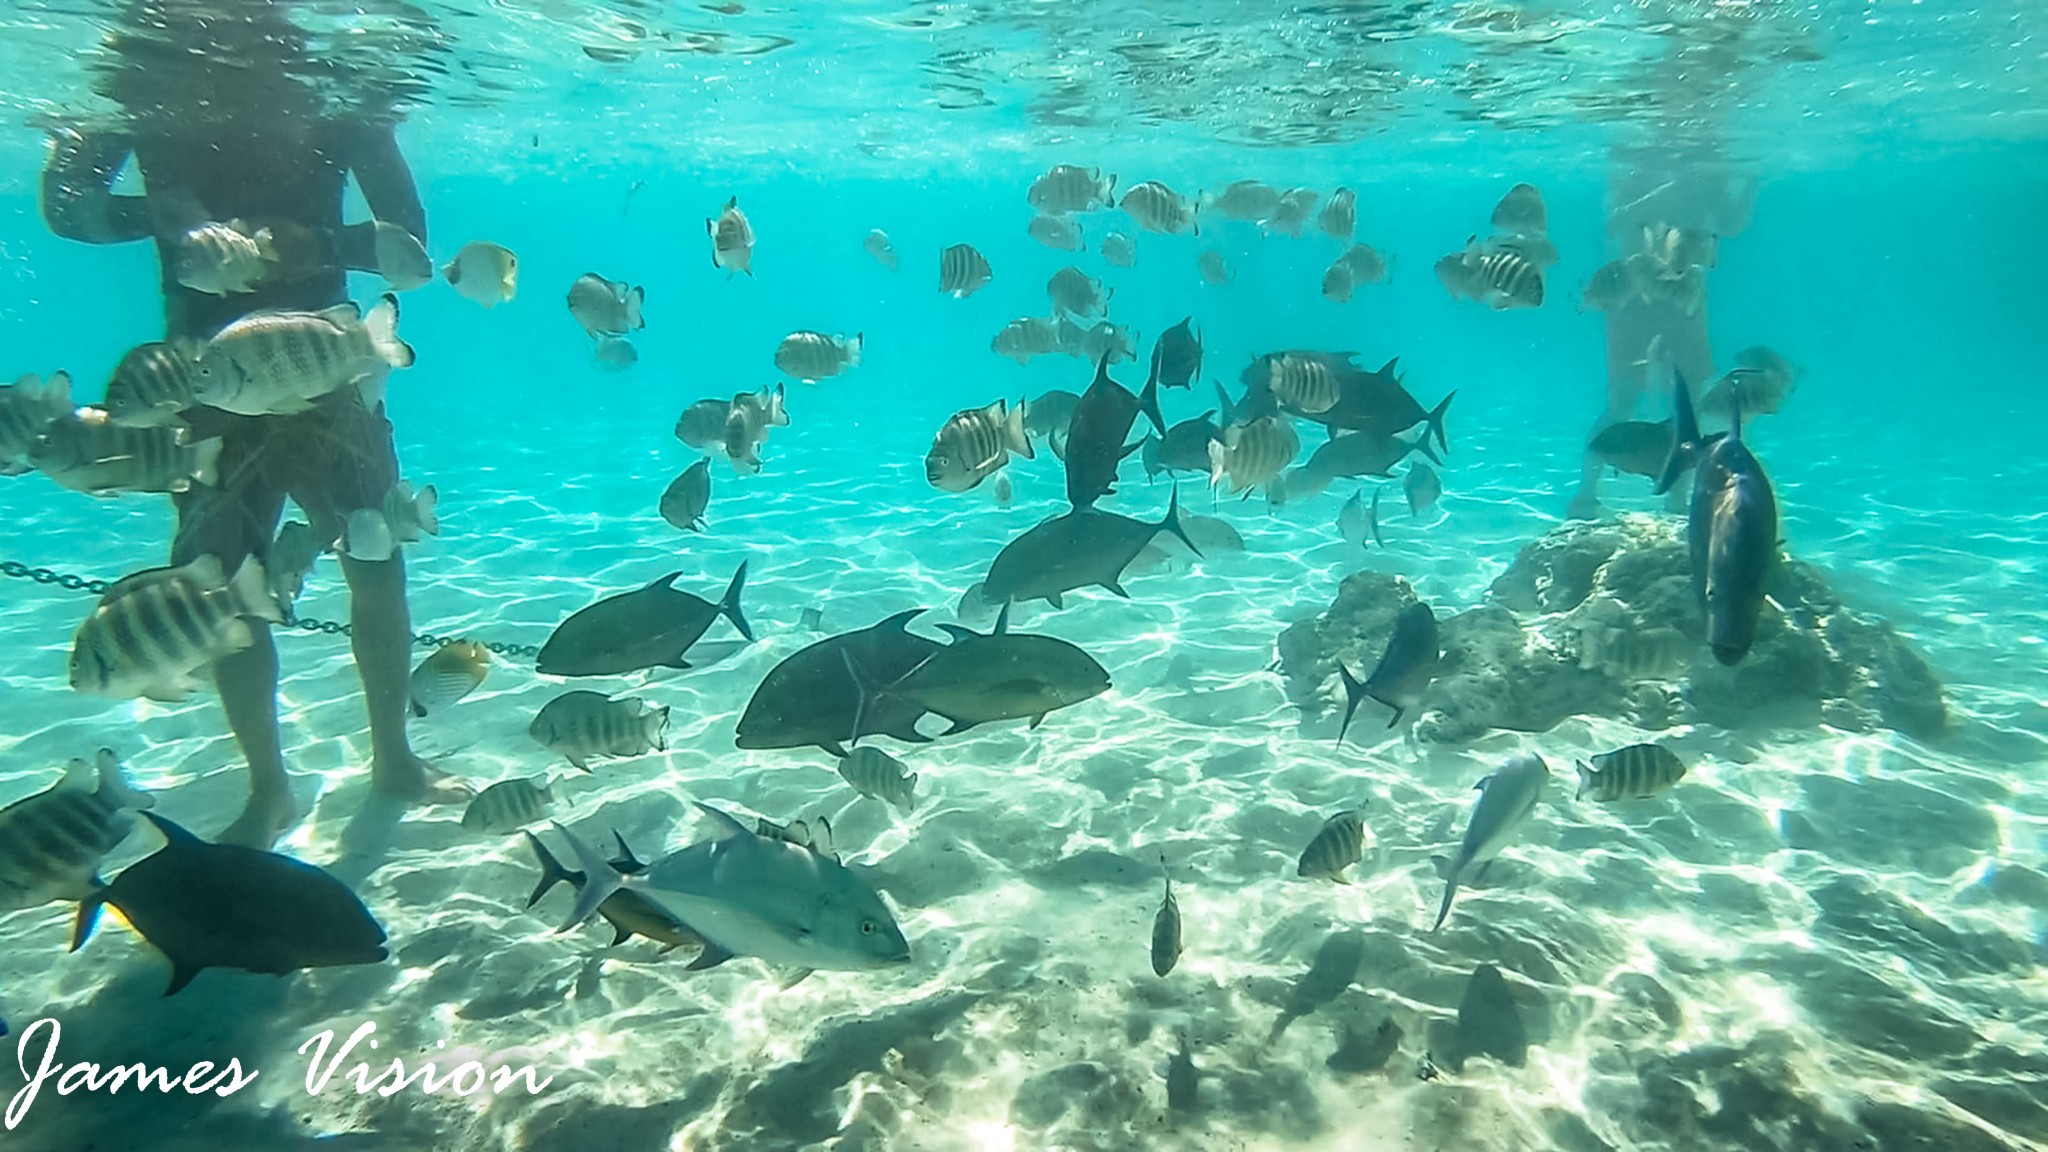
[173,416,297,847]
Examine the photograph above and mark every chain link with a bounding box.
[3,558,541,659]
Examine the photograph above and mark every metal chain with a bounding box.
[1,558,541,659]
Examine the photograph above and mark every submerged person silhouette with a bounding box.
[41,0,465,846]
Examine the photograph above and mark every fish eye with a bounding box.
[860,919,876,935]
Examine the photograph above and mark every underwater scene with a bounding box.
[0,0,2044,1149]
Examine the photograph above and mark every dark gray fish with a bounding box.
[984,489,1198,608]
[1047,266,1110,320]
[536,562,753,676]
[1434,963,1527,1071]
[1140,412,1220,480]
[1150,861,1182,977]
[1295,809,1368,882]
[0,372,72,474]
[1328,1018,1402,1075]
[1575,744,1687,801]
[1404,462,1442,516]
[940,243,993,298]
[845,608,1111,735]
[1023,389,1081,460]
[735,609,942,756]
[1166,1031,1198,1112]
[659,458,712,532]
[1336,601,1439,740]
[1063,355,1165,508]
[72,813,387,995]
[1283,428,1437,500]
[1269,929,1364,1042]
[1588,419,1675,479]
[1431,753,1547,932]
[675,397,733,450]
[566,272,645,338]
[525,829,706,953]
[1657,370,1778,665]
[1147,317,1203,391]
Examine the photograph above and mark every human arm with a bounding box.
[335,120,427,271]
[40,127,153,245]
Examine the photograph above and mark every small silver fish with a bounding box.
[1404,462,1442,516]
[1575,744,1687,801]
[1297,809,1368,882]
[940,243,993,297]
[774,331,863,383]
[371,221,433,291]
[659,457,712,532]
[1576,622,1689,680]
[593,336,638,370]
[1150,861,1182,976]
[408,640,490,718]
[461,776,554,835]
[342,480,439,562]
[1337,487,1384,548]
[707,197,754,275]
[1028,214,1084,251]
[530,689,669,771]
[266,519,325,615]
[1100,232,1136,267]
[442,242,519,307]
[837,747,917,812]
[991,316,1064,365]
[863,229,898,270]
[1198,249,1230,285]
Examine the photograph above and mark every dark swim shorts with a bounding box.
[169,390,398,568]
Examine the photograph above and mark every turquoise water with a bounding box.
[1,2,2046,1150]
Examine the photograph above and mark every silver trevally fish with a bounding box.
[1430,752,1547,931]
[553,803,911,983]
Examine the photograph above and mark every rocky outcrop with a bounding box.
[1280,515,1948,742]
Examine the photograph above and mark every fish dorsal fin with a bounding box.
[57,757,95,792]
[143,811,204,848]
[693,802,752,840]
[610,829,648,872]
[873,608,927,634]
[1473,774,1495,793]
[994,601,1012,635]
[935,624,979,644]
[645,571,684,593]
[807,817,837,861]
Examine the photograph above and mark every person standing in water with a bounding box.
[40,1,462,846]
[1567,138,1755,522]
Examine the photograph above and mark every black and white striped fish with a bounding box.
[774,331,863,383]
[1120,180,1197,235]
[68,555,282,701]
[836,747,917,812]
[461,776,554,835]
[926,399,1033,493]
[1027,214,1084,251]
[0,749,152,911]
[529,689,669,771]
[193,294,413,416]
[1575,744,1687,801]
[1268,353,1341,415]
[1318,187,1357,241]
[1047,266,1109,319]
[1436,239,1545,310]
[1297,809,1368,882]
[1207,415,1300,497]
[0,372,71,474]
[939,243,993,297]
[103,342,200,427]
[31,408,221,495]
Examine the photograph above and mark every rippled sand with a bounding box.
[0,377,2043,1152]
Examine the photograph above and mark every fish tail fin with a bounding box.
[1574,761,1593,801]
[92,748,153,811]
[1407,429,1443,468]
[1424,390,1454,454]
[719,560,755,641]
[364,293,415,369]
[1212,379,1236,426]
[1654,369,1700,496]
[70,886,107,952]
[548,822,624,932]
[1006,397,1035,460]
[1369,488,1384,547]
[1206,438,1228,488]
[1138,372,1166,436]
[189,436,224,488]
[523,830,577,910]
[226,556,285,624]
[625,286,646,331]
[847,332,864,368]
[648,704,672,751]
[1160,485,1201,557]
[1140,434,1162,481]
[1727,385,1744,442]
[1336,663,1367,745]
[413,484,441,537]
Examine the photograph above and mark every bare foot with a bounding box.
[371,750,474,806]
[218,789,300,850]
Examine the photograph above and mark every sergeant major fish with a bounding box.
[69,555,282,701]
[1206,415,1300,499]
[940,243,993,298]
[1205,180,1279,222]
[992,317,1064,365]
[1028,214,1084,251]
[462,776,554,835]
[1575,744,1687,801]
[1296,809,1368,882]
[173,219,276,296]
[0,749,151,912]
[837,747,917,813]
[530,690,670,771]
[1431,752,1548,931]
[342,480,439,562]
[1047,266,1110,320]
[1028,164,1116,215]
[103,342,199,427]
[863,229,898,270]
[551,803,912,983]
[1120,180,1198,235]
[0,372,73,474]
[193,294,413,416]
[1318,187,1357,241]
[31,409,221,496]
[266,519,324,616]
[927,399,1033,493]
[1100,231,1137,267]
[1265,188,1319,236]
[775,331,863,383]
[1197,250,1230,285]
